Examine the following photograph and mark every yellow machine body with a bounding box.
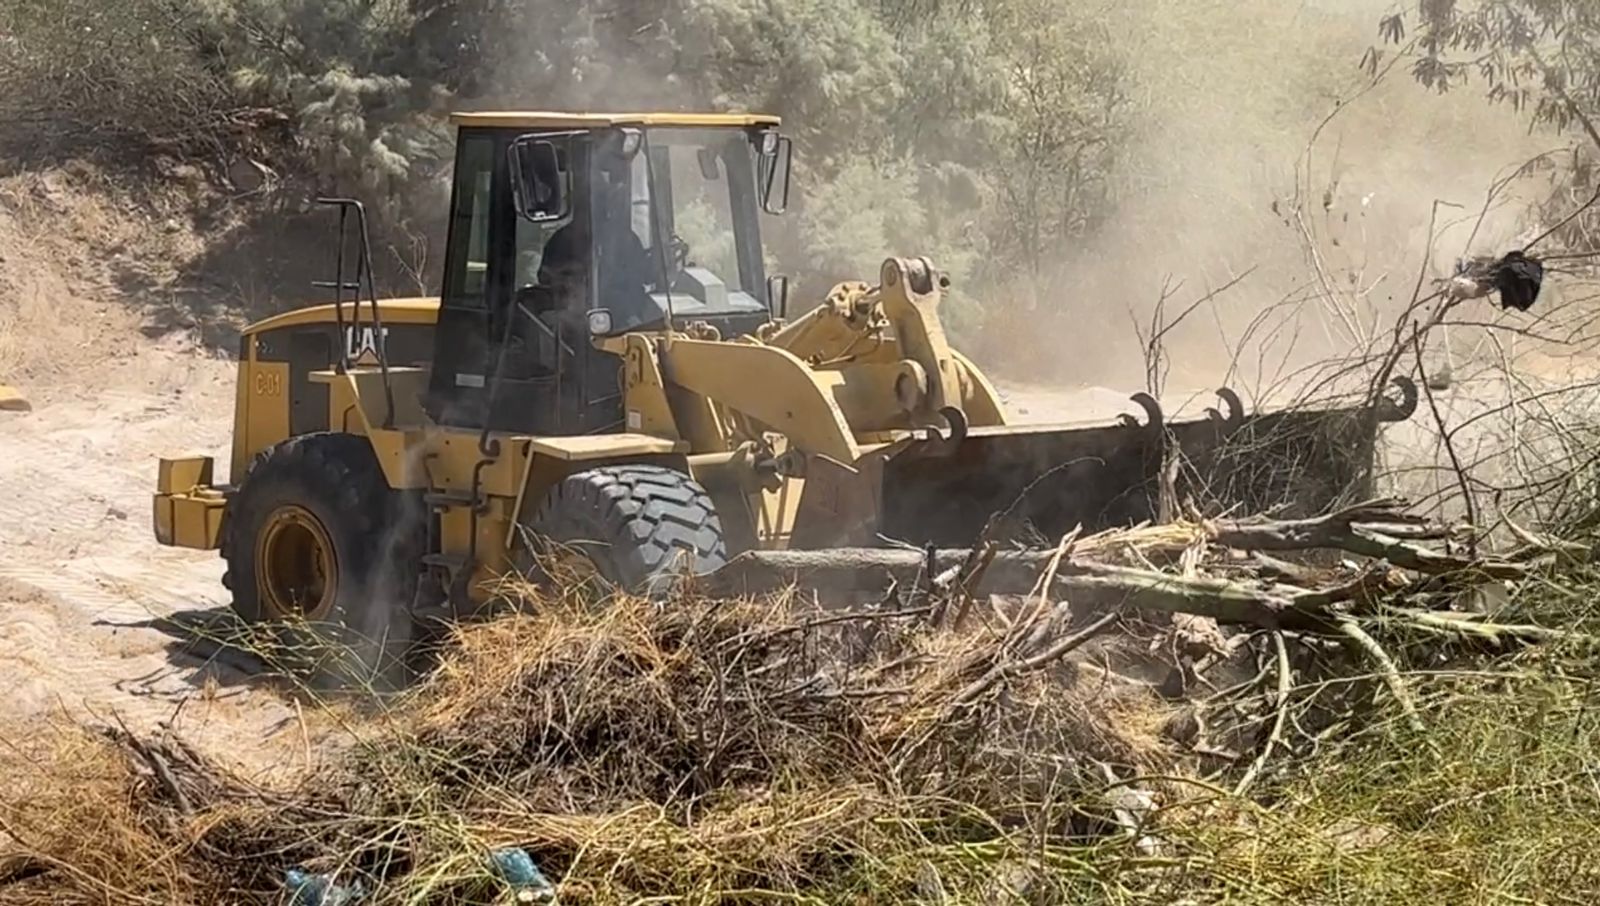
[153,110,1410,620]
[0,383,29,412]
[154,255,1047,597]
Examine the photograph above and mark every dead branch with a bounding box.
[1336,618,1426,734]
[1204,497,1428,549]
[109,717,194,819]
[947,611,1122,710]
[1412,330,1479,554]
[1233,632,1291,797]
[1339,530,1527,579]
[1194,499,1524,579]
[1384,608,1598,648]
[708,548,1327,628]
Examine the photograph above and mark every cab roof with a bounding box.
[449,111,781,130]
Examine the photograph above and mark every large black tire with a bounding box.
[524,464,727,596]
[221,433,423,692]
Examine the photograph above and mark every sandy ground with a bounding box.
[0,168,325,778]
[0,346,333,777]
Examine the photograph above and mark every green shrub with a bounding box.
[0,0,1134,334]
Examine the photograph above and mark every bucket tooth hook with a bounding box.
[915,405,969,458]
[1205,387,1246,432]
[1377,375,1419,422]
[938,405,969,445]
[1118,392,1165,432]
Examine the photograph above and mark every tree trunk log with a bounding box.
[703,549,1331,629]
[698,500,1534,632]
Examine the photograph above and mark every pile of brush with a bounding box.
[0,591,1188,903]
[2,498,1595,904]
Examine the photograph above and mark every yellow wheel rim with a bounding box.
[256,504,337,620]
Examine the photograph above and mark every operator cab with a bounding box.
[423,111,794,435]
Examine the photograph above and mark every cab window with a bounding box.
[443,134,496,307]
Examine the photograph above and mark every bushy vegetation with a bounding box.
[0,0,1130,311]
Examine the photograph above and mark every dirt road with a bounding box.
[0,345,320,775]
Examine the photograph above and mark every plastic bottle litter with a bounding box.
[283,868,366,906]
[489,847,556,901]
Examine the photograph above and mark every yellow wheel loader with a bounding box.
[151,110,1416,685]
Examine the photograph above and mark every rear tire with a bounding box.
[524,464,727,596]
[221,433,423,692]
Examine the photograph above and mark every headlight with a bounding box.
[760,130,780,155]
[587,308,614,336]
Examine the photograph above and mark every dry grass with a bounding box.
[0,586,1185,904]
[2,553,1598,904]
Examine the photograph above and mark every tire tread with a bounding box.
[527,464,726,593]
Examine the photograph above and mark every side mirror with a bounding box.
[760,135,793,215]
[697,147,722,181]
[509,137,567,223]
[766,274,791,320]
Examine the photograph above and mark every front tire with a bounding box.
[523,464,727,596]
[222,433,422,691]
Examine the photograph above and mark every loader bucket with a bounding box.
[874,378,1418,548]
[878,396,1168,547]
[1185,376,1419,518]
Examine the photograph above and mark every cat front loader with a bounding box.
[150,110,1414,685]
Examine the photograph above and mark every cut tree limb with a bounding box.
[1336,618,1426,734]
[1341,530,1527,579]
[1233,632,1291,797]
[1205,498,1425,546]
[706,549,1331,629]
[710,500,1509,598]
[1202,500,1526,578]
[699,501,1555,639]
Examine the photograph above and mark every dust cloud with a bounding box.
[469,1,1564,410]
[1017,0,1556,399]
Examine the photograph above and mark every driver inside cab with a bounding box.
[535,132,659,332]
